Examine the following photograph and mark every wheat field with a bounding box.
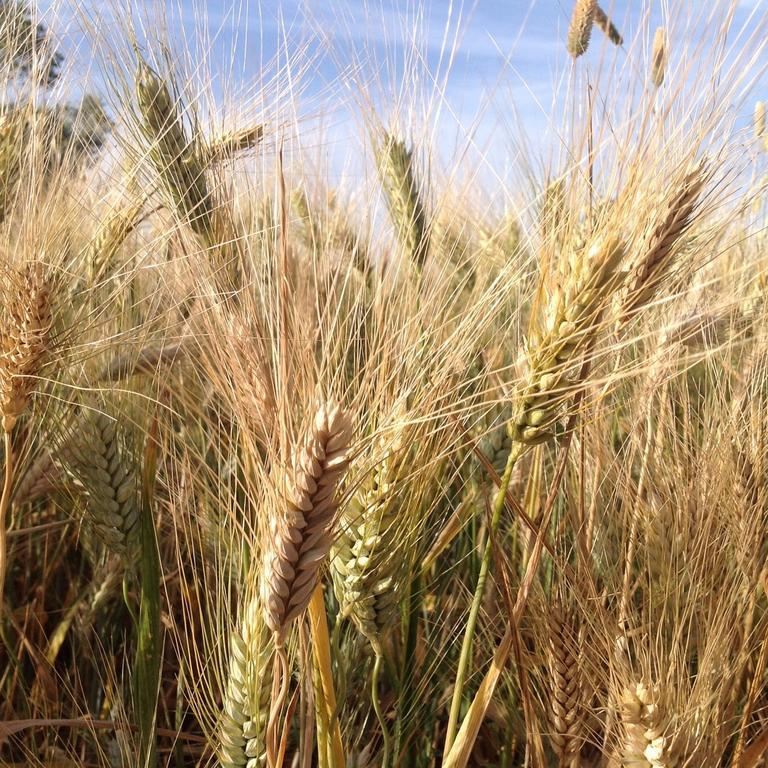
[2,0,768,766]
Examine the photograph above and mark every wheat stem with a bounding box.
[444,443,523,754]
[0,431,13,602]
[371,652,391,768]
[308,584,345,768]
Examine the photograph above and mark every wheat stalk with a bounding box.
[261,401,353,642]
[376,133,430,270]
[567,0,598,58]
[547,603,585,768]
[594,5,623,46]
[651,28,668,87]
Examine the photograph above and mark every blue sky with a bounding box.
[36,1,768,186]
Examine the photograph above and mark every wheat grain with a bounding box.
[567,0,598,58]
[261,401,353,642]
[207,125,264,163]
[618,683,677,768]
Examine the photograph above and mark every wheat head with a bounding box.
[567,0,598,58]
[261,401,353,642]
[0,262,54,433]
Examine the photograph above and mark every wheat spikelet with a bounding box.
[620,166,705,325]
[135,60,214,240]
[261,402,353,641]
[566,0,597,58]
[207,125,264,163]
[87,198,144,284]
[60,409,139,557]
[13,448,60,506]
[617,683,678,767]
[0,262,53,433]
[376,133,430,269]
[220,595,274,768]
[594,5,623,45]
[547,603,584,768]
[508,235,625,447]
[331,427,407,652]
[651,28,667,87]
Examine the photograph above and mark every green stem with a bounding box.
[444,443,522,755]
[394,571,421,766]
[371,652,391,768]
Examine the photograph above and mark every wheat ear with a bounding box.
[135,60,214,241]
[331,430,406,653]
[594,5,623,45]
[547,603,585,768]
[618,683,677,767]
[261,401,353,642]
[509,234,625,446]
[207,125,264,163]
[651,28,667,87]
[376,133,430,270]
[619,166,705,325]
[220,594,274,768]
[0,262,54,434]
[60,409,139,557]
[566,0,598,58]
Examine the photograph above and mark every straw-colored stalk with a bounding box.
[567,0,598,58]
[594,5,623,46]
[755,102,766,152]
[377,133,430,270]
[651,28,668,88]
